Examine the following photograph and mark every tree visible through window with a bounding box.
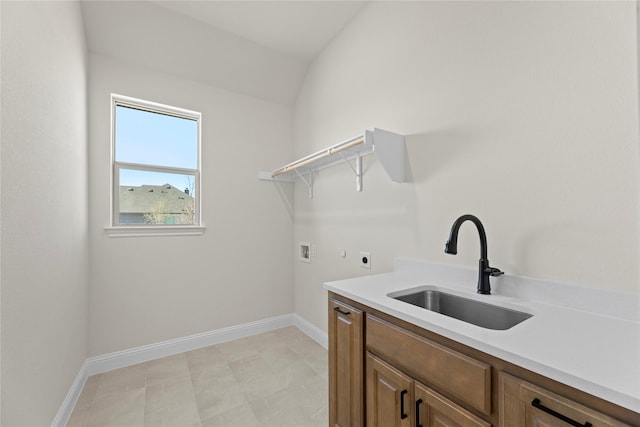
[112,94,201,226]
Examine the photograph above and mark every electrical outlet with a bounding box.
[360,252,371,269]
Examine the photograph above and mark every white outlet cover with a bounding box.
[360,252,371,269]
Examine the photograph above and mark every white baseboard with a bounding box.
[86,313,294,375]
[51,361,88,427]
[53,312,326,426]
[293,313,328,349]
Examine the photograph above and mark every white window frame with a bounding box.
[107,94,204,237]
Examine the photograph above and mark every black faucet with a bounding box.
[444,214,503,294]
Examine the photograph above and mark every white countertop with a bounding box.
[323,258,640,413]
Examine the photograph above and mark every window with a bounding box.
[111,94,201,233]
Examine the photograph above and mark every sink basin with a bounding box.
[389,287,532,330]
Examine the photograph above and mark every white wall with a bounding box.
[293,1,640,331]
[88,54,294,356]
[0,2,89,425]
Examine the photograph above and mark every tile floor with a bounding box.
[66,327,328,426]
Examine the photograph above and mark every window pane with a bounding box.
[118,169,196,225]
[115,105,198,169]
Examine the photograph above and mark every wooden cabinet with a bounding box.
[366,353,413,427]
[327,293,640,427]
[415,383,491,427]
[415,382,491,427]
[367,353,490,427]
[366,314,491,415]
[500,372,632,427]
[328,298,364,427]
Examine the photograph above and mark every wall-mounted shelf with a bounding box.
[258,128,405,198]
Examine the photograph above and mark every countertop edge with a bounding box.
[324,266,640,414]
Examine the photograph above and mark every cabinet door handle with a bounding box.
[531,398,593,427]
[333,306,350,316]
[415,398,423,427]
[400,389,409,420]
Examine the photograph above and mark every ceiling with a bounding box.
[80,1,367,104]
[151,1,367,62]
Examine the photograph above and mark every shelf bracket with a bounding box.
[259,128,404,198]
[295,169,314,198]
[339,152,363,192]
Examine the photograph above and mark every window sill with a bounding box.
[105,225,205,238]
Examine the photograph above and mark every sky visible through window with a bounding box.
[116,105,198,191]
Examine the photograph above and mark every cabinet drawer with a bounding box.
[366,315,491,415]
[500,372,633,427]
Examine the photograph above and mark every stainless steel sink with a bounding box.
[389,287,532,330]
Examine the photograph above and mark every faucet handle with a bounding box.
[485,267,504,277]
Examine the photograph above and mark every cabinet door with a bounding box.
[329,299,364,427]
[500,372,632,427]
[414,381,491,427]
[367,315,491,415]
[366,353,413,427]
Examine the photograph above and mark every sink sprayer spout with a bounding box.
[444,214,503,295]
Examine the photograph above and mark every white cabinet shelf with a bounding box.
[259,128,405,197]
